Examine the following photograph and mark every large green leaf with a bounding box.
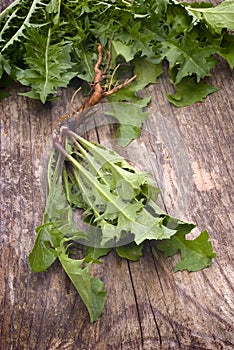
[58,247,106,322]
[185,0,234,34]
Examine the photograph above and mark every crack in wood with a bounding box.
[149,244,182,349]
[127,260,144,348]
[149,300,162,347]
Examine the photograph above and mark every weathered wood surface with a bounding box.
[1,4,234,350]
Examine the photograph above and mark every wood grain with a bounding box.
[0,1,234,349]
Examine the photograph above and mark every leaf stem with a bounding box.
[53,134,136,223]
[41,26,51,103]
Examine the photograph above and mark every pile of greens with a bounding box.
[0,0,234,105]
[29,127,216,322]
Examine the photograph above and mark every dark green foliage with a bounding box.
[0,0,233,104]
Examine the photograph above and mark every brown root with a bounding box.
[54,43,136,127]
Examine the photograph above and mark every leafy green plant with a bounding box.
[0,0,234,104]
[16,27,77,103]
[29,127,216,322]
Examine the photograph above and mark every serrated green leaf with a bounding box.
[105,57,161,145]
[160,36,217,84]
[157,230,216,272]
[167,77,219,107]
[16,27,77,103]
[132,209,184,245]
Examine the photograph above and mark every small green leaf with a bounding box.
[106,57,160,146]
[133,57,163,90]
[160,38,216,84]
[112,40,134,62]
[74,48,95,82]
[29,224,57,272]
[167,77,219,107]
[157,230,216,272]
[106,101,149,146]
[0,54,11,78]
[116,242,143,261]
[116,124,141,147]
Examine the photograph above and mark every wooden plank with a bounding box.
[0,2,234,349]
